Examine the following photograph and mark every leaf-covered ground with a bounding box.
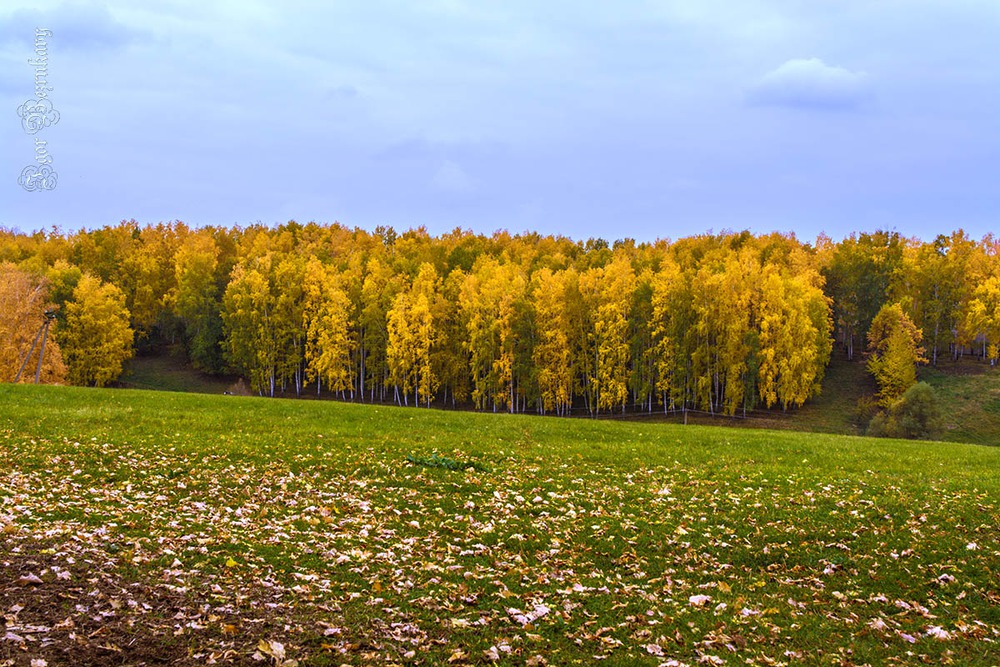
[1,385,999,666]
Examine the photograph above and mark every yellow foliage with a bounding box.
[60,274,134,387]
[304,258,355,394]
[867,303,924,406]
[531,268,576,415]
[0,263,67,384]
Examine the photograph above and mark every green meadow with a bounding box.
[1,384,998,666]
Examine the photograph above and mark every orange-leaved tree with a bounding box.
[0,263,67,384]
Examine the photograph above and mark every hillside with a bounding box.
[919,360,1000,445]
[121,348,1000,446]
[2,384,998,665]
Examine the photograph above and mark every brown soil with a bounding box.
[0,538,303,666]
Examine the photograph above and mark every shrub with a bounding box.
[852,395,881,432]
[867,381,942,439]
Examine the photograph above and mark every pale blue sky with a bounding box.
[2,1,998,242]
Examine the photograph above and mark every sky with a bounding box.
[1,1,998,243]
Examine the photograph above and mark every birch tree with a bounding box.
[60,274,134,387]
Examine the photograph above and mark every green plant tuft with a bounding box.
[406,452,491,473]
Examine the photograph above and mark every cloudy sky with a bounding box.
[2,1,998,243]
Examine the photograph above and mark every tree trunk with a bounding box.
[359,343,365,402]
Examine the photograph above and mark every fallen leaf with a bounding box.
[257,639,286,662]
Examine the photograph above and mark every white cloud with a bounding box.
[0,3,140,50]
[746,58,872,110]
[431,160,475,194]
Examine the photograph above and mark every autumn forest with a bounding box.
[2,223,997,418]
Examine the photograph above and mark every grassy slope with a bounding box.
[2,384,999,665]
[122,349,1000,446]
[920,360,1000,446]
[670,352,1000,447]
[779,353,877,435]
[120,351,234,394]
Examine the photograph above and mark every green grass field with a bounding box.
[2,385,998,666]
